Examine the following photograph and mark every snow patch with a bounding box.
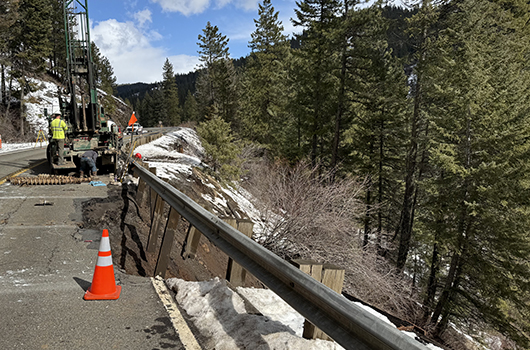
[134,127,205,177]
[167,277,345,350]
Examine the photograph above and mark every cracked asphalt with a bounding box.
[0,178,185,349]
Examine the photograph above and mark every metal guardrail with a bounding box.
[131,162,429,350]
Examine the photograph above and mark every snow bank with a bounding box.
[134,127,205,179]
[167,277,344,350]
[0,142,47,154]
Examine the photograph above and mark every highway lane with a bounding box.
[0,147,49,181]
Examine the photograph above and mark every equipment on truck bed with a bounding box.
[47,0,121,174]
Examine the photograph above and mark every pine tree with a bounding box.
[91,43,118,118]
[196,21,238,124]
[49,0,66,78]
[182,90,199,122]
[161,58,181,126]
[0,0,20,107]
[138,91,153,126]
[412,1,530,344]
[10,0,53,137]
[394,0,439,271]
[240,0,290,154]
[341,4,410,249]
[330,0,353,173]
[291,0,341,166]
[196,107,242,180]
[10,0,52,74]
[214,58,239,128]
[148,87,166,128]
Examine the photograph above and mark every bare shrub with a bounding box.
[243,160,364,255]
[242,159,422,321]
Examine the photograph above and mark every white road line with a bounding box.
[151,276,202,350]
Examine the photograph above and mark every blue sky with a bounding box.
[83,0,300,84]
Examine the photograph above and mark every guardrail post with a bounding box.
[291,259,323,281]
[182,225,202,259]
[136,178,147,206]
[292,260,345,341]
[147,194,166,253]
[154,207,181,277]
[149,167,157,217]
[226,219,254,287]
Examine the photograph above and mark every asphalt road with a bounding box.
[0,178,186,349]
[0,146,49,180]
[0,133,199,349]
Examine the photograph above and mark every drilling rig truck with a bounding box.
[47,0,121,174]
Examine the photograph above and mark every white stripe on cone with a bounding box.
[97,255,113,267]
[99,236,111,252]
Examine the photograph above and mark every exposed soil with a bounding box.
[80,180,264,288]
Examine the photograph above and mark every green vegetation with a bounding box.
[196,108,242,181]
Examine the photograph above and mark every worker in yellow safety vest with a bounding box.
[50,111,68,165]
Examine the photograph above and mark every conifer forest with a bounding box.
[2,0,530,348]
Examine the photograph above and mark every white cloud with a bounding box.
[133,9,152,27]
[91,19,199,84]
[150,0,210,16]
[214,0,232,8]
[231,0,258,11]
[168,54,201,75]
[150,0,258,16]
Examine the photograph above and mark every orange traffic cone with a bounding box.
[84,229,121,300]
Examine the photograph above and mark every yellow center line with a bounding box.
[0,159,48,185]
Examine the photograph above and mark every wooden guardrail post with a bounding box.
[292,259,345,341]
[149,167,157,217]
[291,259,323,282]
[182,225,202,259]
[154,207,181,277]
[136,177,147,206]
[226,218,254,287]
[147,193,166,253]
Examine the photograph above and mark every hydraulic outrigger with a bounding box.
[47,0,121,174]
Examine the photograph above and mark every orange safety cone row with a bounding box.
[84,229,122,300]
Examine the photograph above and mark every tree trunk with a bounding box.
[363,175,372,248]
[377,116,384,252]
[20,78,25,138]
[1,64,5,105]
[364,139,375,247]
[6,73,13,117]
[311,69,322,167]
[395,76,421,271]
[429,250,460,327]
[421,236,440,324]
[331,2,349,174]
[430,249,464,337]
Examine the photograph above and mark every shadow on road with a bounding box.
[73,277,91,292]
